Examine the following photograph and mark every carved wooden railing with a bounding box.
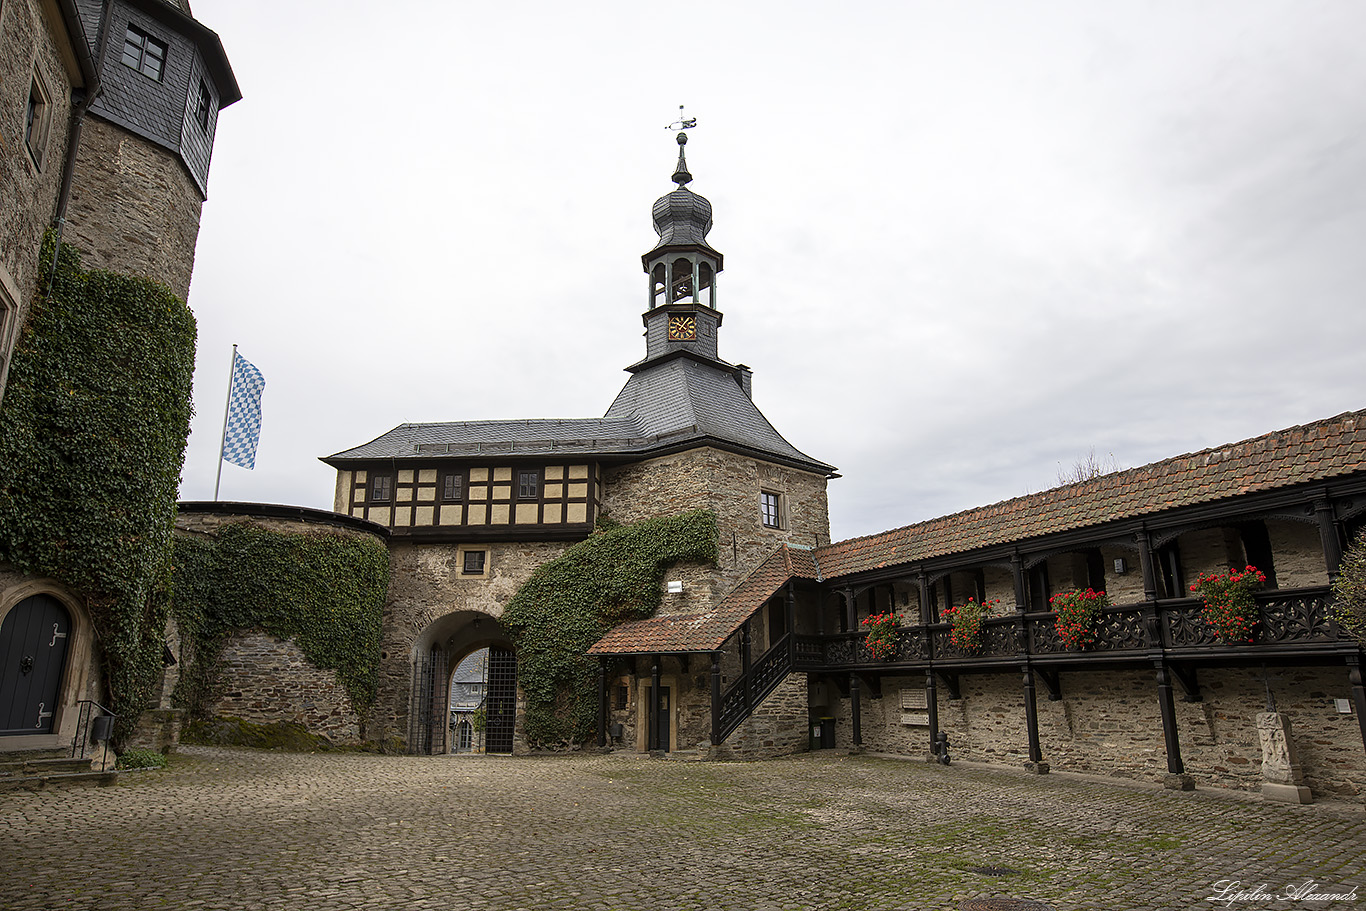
[716,633,793,742]
[793,587,1350,671]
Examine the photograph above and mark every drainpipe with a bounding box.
[45,0,114,296]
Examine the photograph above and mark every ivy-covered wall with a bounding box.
[502,509,718,747]
[0,238,196,744]
[170,522,390,724]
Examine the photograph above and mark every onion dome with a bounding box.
[651,133,716,251]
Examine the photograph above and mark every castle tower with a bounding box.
[640,131,726,364]
[64,0,240,298]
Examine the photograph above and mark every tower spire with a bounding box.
[672,133,692,188]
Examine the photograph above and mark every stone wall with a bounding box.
[207,630,362,743]
[603,447,829,618]
[374,538,572,746]
[843,666,1364,803]
[64,118,203,299]
[0,0,77,400]
[717,672,810,760]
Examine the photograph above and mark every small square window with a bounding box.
[518,470,539,499]
[462,550,487,575]
[442,472,464,501]
[24,74,51,169]
[122,25,168,81]
[370,474,392,502]
[760,491,782,529]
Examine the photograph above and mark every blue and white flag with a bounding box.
[222,351,266,469]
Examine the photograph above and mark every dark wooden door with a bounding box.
[485,647,517,754]
[1,595,70,735]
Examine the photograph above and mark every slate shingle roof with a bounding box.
[325,357,835,475]
[587,546,817,655]
[814,409,1366,579]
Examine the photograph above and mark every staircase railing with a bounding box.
[714,632,793,743]
[70,700,116,767]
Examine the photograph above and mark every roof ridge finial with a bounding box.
[665,104,696,188]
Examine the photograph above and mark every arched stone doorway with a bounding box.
[409,610,517,755]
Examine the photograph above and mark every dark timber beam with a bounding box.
[596,659,607,748]
[850,673,863,747]
[1171,665,1203,702]
[936,671,961,700]
[1022,665,1046,772]
[650,656,662,753]
[925,668,940,757]
[710,652,722,746]
[1136,528,1158,602]
[1155,660,1194,789]
[1348,655,1366,758]
[857,673,882,700]
[1037,668,1062,702]
[1315,496,1343,583]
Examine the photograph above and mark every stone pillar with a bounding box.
[1257,712,1313,804]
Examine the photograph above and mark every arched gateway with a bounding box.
[409,611,517,755]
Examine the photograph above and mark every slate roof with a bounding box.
[324,359,835,475]
[814,408,1366,580]
[603,357,835,475]
[587,546,818,656]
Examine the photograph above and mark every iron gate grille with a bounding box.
[407,647,448,754]
[485,647,517,754]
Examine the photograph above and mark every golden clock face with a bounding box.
[668,315,697,341]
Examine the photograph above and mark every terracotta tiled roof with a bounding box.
[587,545,814,655]
[814,409,1366,580]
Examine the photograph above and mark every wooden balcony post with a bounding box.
[710,652,722,746]
[1011,552,1027,612]
[596,658,607,748]
[1136,528,1158,602]
[1156,660,1194,788]
[1021,665,1046,772]
[650,656,662,752]
[786,583,797,661]
[741,622,752,710]
[850,672,862,746]
[1315,496,1343,583]
[925,668,939,756]
[1348,655,1366,757]
[918,571,933,624]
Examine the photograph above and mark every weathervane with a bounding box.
[666,105,697,132]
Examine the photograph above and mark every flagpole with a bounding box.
[213,344,238,501]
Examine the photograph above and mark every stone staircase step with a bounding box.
[0,769,118,793]
[0,756,97,778]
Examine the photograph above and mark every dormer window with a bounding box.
[122,26,168,81]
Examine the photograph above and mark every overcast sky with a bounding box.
[181,0,1366,543]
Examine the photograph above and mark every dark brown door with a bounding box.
[1,595,70,735]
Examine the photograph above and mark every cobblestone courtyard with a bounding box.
[1,746,1361,911]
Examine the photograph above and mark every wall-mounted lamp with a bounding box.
[1113,558,1127,574]
[667,580,684,594]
